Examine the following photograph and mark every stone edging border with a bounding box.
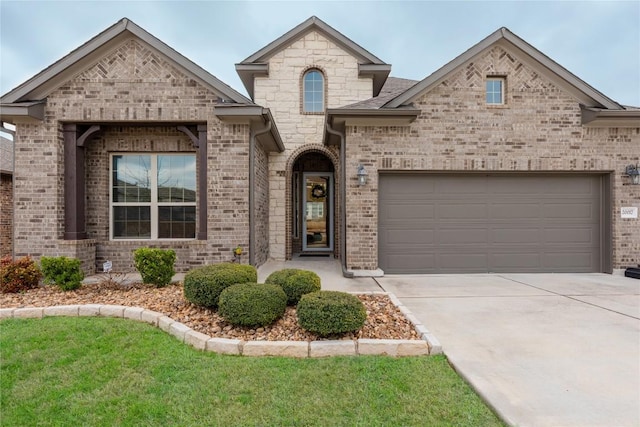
[0,291,442,358]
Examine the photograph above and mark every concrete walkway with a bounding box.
[257,256,382,293]
[376,273,640,427]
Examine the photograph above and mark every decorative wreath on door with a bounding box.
[311,184,326,199]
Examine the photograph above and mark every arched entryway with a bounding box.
[287,146,338,258]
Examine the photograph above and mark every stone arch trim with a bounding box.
[285,144,341,260]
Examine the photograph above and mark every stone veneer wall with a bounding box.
[0,173,12,257]
[12,37,253,273]
[344,45,640,271]
[253,30,373,259]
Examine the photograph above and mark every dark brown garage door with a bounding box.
[378,174,605,274]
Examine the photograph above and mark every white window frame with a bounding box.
[486,77,505,105]
[302,69,325,113]
[109,153,197,240]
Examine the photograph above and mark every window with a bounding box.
[303,69,324,113]
[306,202,324,220]
[486,77,505,105]
[111,154,196,239]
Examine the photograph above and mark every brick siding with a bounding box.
[0,173,12,257]
[344,46,640,271]
[12,38,253,273]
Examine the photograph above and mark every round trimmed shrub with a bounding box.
[183,263,257,309]
[133,248,176,288]
[218,283,287,327]
[297,291,367,336]
[265,269,321,305]
[40,256,84,291]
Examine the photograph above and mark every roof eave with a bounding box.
[358,64,392,97]
[234,63,269,100]
[0,101,46,122]
[214,105,284,152]
[581,106,640,127]
[324,107,420,145]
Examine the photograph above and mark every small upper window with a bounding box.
[486,77,505,105]
[303,70,324,113]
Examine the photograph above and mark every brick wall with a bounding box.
[0,173,12,257]
[254,140,270,265]
[344,45,640,271]
[12,37,253,273]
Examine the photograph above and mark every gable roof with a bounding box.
[384,27,623,110]
[236,16,391,99]
[0,18,253,106]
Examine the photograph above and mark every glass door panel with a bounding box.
[302,173,333,251]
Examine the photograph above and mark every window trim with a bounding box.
[301,68,326,114]
[109,153,197,241]
[486,76,506,105]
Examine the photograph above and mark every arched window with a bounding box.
[303,69,324,113]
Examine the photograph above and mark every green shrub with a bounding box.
[0,256,42,294]
[183,263,257,309]
[40,256,84,291]
[218,283,287,327]
[132,248,176,287]
[265,269,321,305]
[297,291,367,336]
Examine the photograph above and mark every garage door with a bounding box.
[378,174,604,273]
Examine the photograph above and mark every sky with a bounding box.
[1,0,639,107]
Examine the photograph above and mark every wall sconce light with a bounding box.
[625,164,640,185]
[357,164,368,186]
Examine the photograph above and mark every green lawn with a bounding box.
[1,317,504,426]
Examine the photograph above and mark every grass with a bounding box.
[0,317,504,426]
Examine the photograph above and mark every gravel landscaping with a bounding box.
[0,281,419,342]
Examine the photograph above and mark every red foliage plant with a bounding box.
[0,256,43,293]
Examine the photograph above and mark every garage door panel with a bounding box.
[543,227,596,244]
[383,228,434,244]
[491,252,542,270]
[378,174,603,274]
[438,203,487,219]
[379,176,435,198]
[490,203,541,219]
[543,252,595,270]
[542,203,597,219]
[437,228,488,244]
[543,177,595,195]
[492,227,541,243]
[386,253,436,272]
[383,203,435,220]
[436,177,488,194]
[439,253,489,270]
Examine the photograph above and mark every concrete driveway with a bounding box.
[375,273,640,427]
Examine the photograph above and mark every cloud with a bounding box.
[1,0,638,105]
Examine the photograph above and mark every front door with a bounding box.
[302,173,333,252]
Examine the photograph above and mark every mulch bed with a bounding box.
[0,281,420,342]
